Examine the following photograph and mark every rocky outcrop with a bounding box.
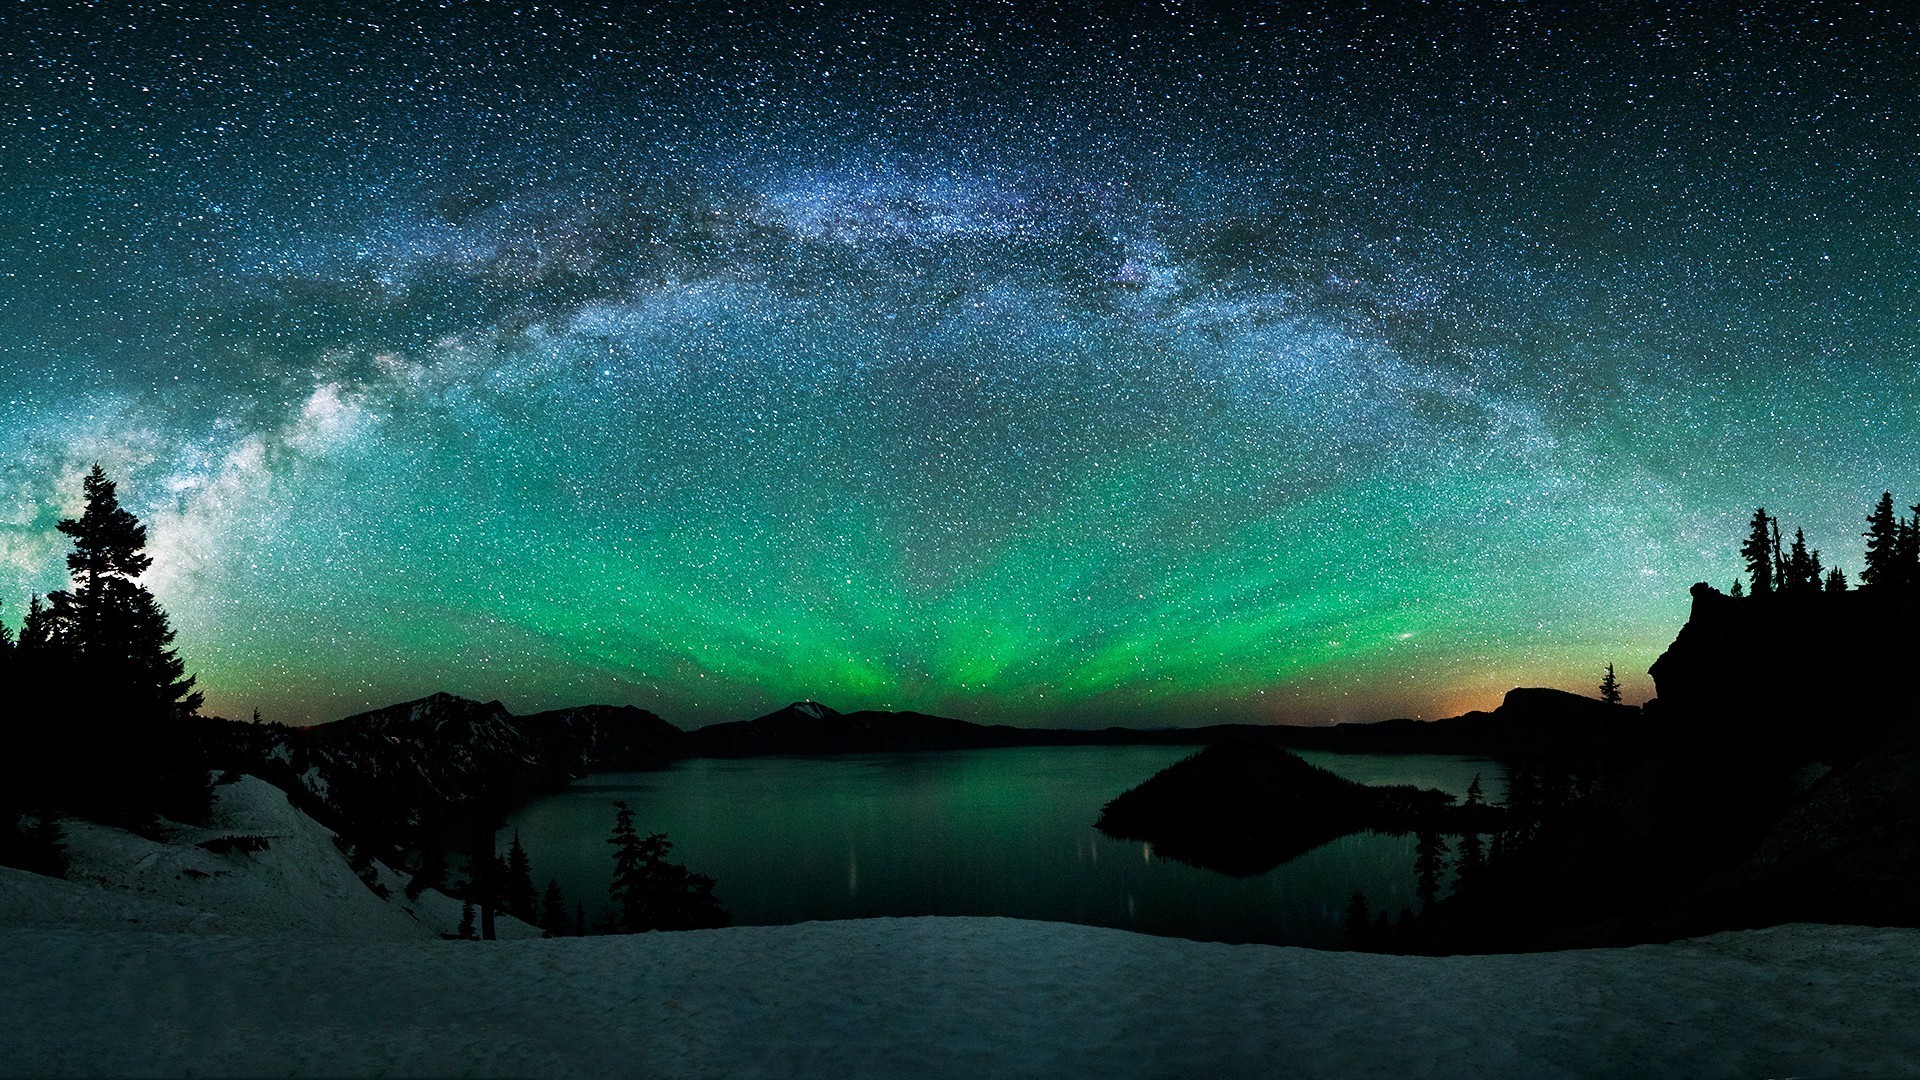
[1094,742,1496,876]
[210,693,687,859]
[1649,582,1920,759]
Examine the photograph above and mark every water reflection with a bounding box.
[507,745,1501,948]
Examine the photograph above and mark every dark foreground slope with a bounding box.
[1421,583,1920,951]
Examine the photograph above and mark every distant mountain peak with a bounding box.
[758,700,838,722]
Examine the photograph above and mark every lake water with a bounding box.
[506,745,1504,947]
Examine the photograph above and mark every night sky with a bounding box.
[3,3,1916,727]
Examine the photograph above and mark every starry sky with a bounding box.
[3,3,1917,728]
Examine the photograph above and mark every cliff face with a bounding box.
[1648,582,1920,759]
[208,693,688,861]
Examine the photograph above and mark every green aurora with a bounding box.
[2,4,1915,726]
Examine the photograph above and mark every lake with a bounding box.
[505,745,1505,947]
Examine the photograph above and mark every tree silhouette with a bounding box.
[1741,507,1776,595]
[1902,505,1920,590]
[29,467,208,825]
[0,599,65,876]
[1769,517,1785,591]
[1825,566,1848,593]
[1862,492,1899,589]
[1598,663,1622,706]
[1413,828,1448,910]
[1783,528,1820,594]
[1344,891,1371,949]
[502,831,539,922]
[406,841,445,902]
[540,878,571,936]
[606,800,730,932]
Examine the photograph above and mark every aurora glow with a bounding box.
[4,4,1916,727]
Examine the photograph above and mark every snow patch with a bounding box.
[0,918,1914,1077]
[10,775,537,942]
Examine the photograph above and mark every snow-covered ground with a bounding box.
[3,775,1917,1077]
[0,774,538,941]
[4,918,1917,1077]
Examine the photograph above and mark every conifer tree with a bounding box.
[540,878,570,936]
[35,467,208,824]
[608,800,644,930]
[1413,830,1448,910]
[406,841,445,902]
[1904,506,1920,590]
[1598,663,1622,706]
[1465,774,1485,807]
[1456,829,1484,882]
[1729,579,1745,598]
[0,600,65,875]
[1784,528,1818,594]
[503,831,538,921]
[1741,507,1776,595]
[1863,493,1899,589]
[1770,518,1785,587]
[606,800,729,932]
[1344,891,1371,949]
[1825,566,1847,593]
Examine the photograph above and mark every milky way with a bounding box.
[3,4,1916,726]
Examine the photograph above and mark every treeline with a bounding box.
[0,466,211,872]
[441,805,728,940]
[1,467,727,939]
[1345,689,1636,953]
[1732,492,1920,597]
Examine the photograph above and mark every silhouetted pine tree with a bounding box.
[1742,507,1776,595]
[31,467,208,825]
[608,800,643,930]
[606,800,730,932]
[1781,528,1820,594]
[1825,566,1848,593]
[455,901,477,940]
[1413,829,1448,910]
[468,815,500,941]
[1903,506,1920,590]
[540,878,570,936]
[503,831,538,922]
[0,598,67,877]
[1455,830,1484,889]
[1598,663,1622,706]
[1344,891,1372,949]
[9,597,70,815]
[1862,493,1899,589]
[1729,579,1745,598]
[1772,518,1786,586]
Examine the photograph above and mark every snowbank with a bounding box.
[4,775,538,942]
[1,917,1915,1077]
[4,776,1915,1076]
